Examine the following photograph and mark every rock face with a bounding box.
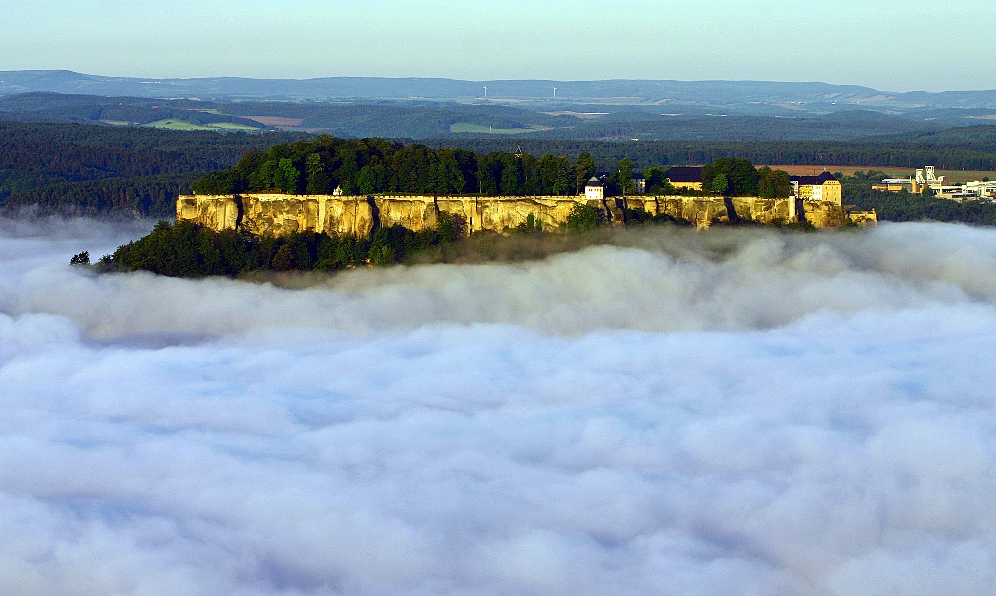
[176,193,875,236]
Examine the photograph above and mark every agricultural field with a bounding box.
[242,116,305,127]
[764,165,996,182]
[142,119,259,132]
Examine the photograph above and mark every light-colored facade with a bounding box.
[584,177,604,201]
[791,173,842,205]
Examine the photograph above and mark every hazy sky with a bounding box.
[2,0,994,91]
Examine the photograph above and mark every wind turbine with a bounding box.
[553,87,557,98]
[483,85,487,97]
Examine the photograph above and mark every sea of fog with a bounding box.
[1,218,995,596]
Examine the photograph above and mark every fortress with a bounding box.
[176,192,876,237]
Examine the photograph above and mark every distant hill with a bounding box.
[4,91,996,142]
[865,124,996,146]
[3,70,996,113]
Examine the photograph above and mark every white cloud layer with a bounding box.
[1,218,995,595]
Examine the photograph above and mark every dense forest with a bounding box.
[191,137,796,199]
[5,120,996,224]
[0,121,306,215]
[517,114,951,142]
[191,136,599,197]
[429,138,996,171]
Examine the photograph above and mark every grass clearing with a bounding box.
[143,119,216,131]
[206,122,261,131]
[142,119,260,132]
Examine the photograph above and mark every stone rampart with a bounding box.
[176,193,873,237]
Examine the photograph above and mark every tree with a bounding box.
[642,165,676,195]
[357,164,389,194]
[476,152,504,195]
[274,158,300,194]
[565,203,602,232]
[431,149,466,195]
[435,212,466,243]
[536,154,572,196]
[757,167,791,198]
[710,173,729,195]
[618,158,635,196]
[305,153,331,194]
[271,244,297,270]
[702,158,760,196]
[500,153,523,195]
[70,251,90,266]
[575,152,597,195]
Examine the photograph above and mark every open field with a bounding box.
[142,119,217,131]
[763,165,996,182]
[243,115,305,127]
[206,122,261,131]
[142,119,259,132]
[449,123,544,134]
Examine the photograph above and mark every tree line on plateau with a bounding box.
[191,136,794,199]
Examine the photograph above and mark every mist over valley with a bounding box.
[1,218,995,594]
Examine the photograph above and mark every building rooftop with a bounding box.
[666,166,703,183]
[791,172,838,185]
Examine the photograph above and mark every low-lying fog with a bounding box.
[1,218,994,595]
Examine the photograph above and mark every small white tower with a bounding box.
[584,176,604,201]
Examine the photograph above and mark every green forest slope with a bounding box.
[0,121,306,215]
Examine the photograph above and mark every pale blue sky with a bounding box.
[2,0,993,91]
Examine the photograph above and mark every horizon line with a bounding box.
[3,70,996,96]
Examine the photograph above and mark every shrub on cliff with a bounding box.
[99,220,453,278]
[436,212,467,243]
[564,203,603,232]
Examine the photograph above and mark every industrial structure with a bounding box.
[873,166,996,201]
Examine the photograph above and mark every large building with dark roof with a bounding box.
[665,166,703,191]
[790,172,841,205]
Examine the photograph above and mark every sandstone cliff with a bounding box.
[177,193,874,237]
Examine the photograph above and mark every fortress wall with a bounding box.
[177,194,869,237]
[846,209,879,226]
[177,195,239,231]
[802,201,848,228]
[471,196,583,232]
[373,196,437,232]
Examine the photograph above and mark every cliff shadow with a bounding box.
[366,195,382,230]
[723,196,741,224]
